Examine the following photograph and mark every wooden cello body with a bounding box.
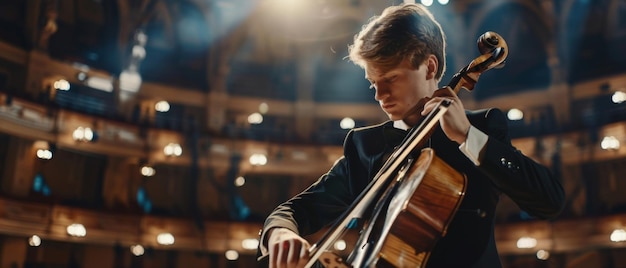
[372,148,467,267]
[306,31,509,268]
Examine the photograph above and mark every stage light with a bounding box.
[28,235,42,247]
[141,166,156,177]
[601,136,620,150]
[132,45,146,59]
[612,91,626,104]
[234,176,245,187]
[249,153,268,166]
[164,143,183,157]
[67,223,86,237]
[130,244,145,256]
[155,101,170,112]
[259,102,269,114]
[119,69,142,92]
[225,250,239,261]
[421,0,433,6]
[516,236,537,249]
[73,127,95,142]
[53,79,70,91]
[340,117,355,129]
[36,149,53,160]
[248,112,263,124]
[241,238,259,250]
[156,233,175,245]
[86,76,114,92]
[610,229,626,242]
[536,249,550,260]
[507,108,524,121]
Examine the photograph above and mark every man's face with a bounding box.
[365,59,435,121]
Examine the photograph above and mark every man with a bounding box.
[258,3,565,268]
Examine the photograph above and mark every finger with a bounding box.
[278,240,290,268]
[421,97,451,115]
[270,242,280,268]
[288,240,302,267]
[298,244,311,268]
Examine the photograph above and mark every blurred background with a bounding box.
[0,0,625,267]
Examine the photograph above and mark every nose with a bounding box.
[374,85,389,101]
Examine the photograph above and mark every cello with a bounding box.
[304,31,509,268]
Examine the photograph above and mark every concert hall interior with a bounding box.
[0,0,625,267]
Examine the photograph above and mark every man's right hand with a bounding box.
[268,228,311,268]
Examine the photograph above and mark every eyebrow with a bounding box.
[366,70,399,82]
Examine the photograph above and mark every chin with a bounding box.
[388,114,401,121]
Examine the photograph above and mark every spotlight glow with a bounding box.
[516,236,537,249]
[130,244,145,256]
[66,223,86,237]
[225,250,239,261]
[610,229,626,242]
[28,235,42,247]
[156,233,175,245]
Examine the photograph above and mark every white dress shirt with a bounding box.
[393,120,488,166]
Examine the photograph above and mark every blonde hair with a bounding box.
[348,3,446,80]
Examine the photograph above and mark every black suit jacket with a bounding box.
[260,108,565,267]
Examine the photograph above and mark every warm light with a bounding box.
[156,233,175,245]
[119,69,142,92]
[72,127,94,142]
[234,176,246,187]
[53,79,70,91]
[164,143,183,157]
[130,244,145,256]
[225,250,239,261]
[516,236,537,249]
[601,136,620,150]
[155,101,170,112]
[610,229,626,242]
[86,76,114,92]
[536,249,550,260]
[259,102,269,114]
[241,238,259,250]
[28,235,41,247]
[141,166,156,177]
[507,108,524,121]
[248,112,263,124]
[249,153,268,166]
[334,240,347,251]
[36,149,53,160]
[132,45,146,59]
[612,91,626,104]
[66,223,86,237]
[340,117,355,129]
[420,0,433,6]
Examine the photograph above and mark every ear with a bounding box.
[425,54,438,80]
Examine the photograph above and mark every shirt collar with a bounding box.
[393,120,410,130]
